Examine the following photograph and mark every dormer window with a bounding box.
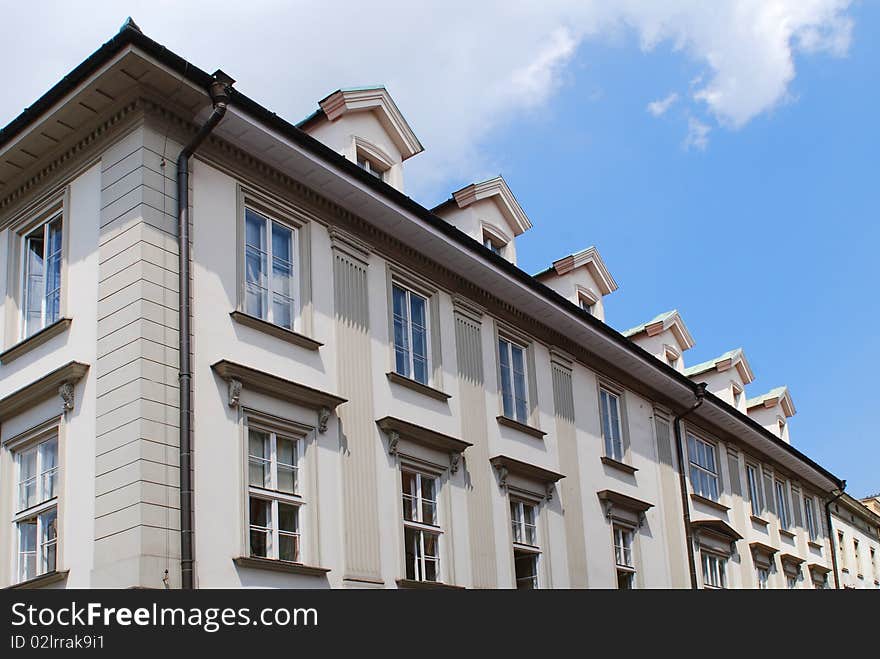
[357,154,386,181]
[778,418,786,438]
[482,230,506,256]
[577,290,598,317]
[732,383,743,408]
[664,347,681,370]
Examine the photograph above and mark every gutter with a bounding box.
[824,483,847,589]
[673,383,707,589]
[176,71,234,590]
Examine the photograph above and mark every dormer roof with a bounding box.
[536,246,618,295]
[747,386,796,418]
[622,309,694,351]
[684,348,755,385]
[446,176,532,236]
[299,86,423,160]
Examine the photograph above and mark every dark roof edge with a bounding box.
[0,24,844,492]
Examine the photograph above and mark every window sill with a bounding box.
[233,556,331,577]
[690,493,730,512]
[6,569,69,590]
[230,311,322,351]
[808,540,823,550]
[779,529,796,540]
[750,515,770,527]
[395,578,464,590]
[857,573,864,580]
[386,371,451,401]
[496,415,546,439]
[600,456,638,475]
[0,318,72,365]
[841,567,850,574]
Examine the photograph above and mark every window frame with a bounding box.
[756,566,769,589]
[497,334,531,425]
[400,467,442,583]
[481,223,510,258]
[599,385,626,462]
[746,462,763,516]
[775,479,790,530]
[701,551,727,589]
[687,433,720,501]
[613,524,636,589]
[390,282,431,386]
[509,497,541,589]
[804,494,818,541]
[20,213,64,340]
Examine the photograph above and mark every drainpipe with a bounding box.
[673,382,707,589]
[177,70,234,590]
[824,482,847,589]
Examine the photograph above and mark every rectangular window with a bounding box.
[599,387,624,461]
[746,464,762,516]
[244,207,297,330]
[247,426,302,563]
[483,234,503,255]
[614,525,635,589]
[392,284,429,385]
[701,553,726,589]
[511,500,539,589]
[787,575,798,589]
[14,435,59,583]
[357,154,386,180]
[688,434,719,501]
[498,337,529,423]
[401,470,440,582]
[871,548,877,580]
[838,532,846,569]
[804,495,818,541]
[854,538,860,567]
[756,567,769,589]
[775,480,790,530]
[21,214,63,338]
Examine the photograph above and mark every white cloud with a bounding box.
[0,1,856,199]
[683,117,711,150]
[647,92,679,117]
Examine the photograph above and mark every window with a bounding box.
[701,552,726,589]
[14,435,59,583]
[401,470,441,582]
[756,567,769,589]
[804,495,818,541]
[247,425,302,563]
[814,573,828,589]
[775,480,790,530]
[483,233,504,255]
[579,295,595,316]
[511,500,539,589]
[21,214,63,338]
[837,532,846,570]
[688,434,719,501]
[787,575,798,589]
[498,337,529,423]
[854,539,860,571]
[244,207,298,331]
[731,384,743,408]
[599,387,624,461]
[777,419,786,439]
[871,547,877,580]
[746,464,762,516]
[357,154,386,180]
[391,284,429,385]
[665,351,679,369]
[613,525,636,589]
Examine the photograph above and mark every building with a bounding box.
[0,20,851,589]
[830,494,880,589]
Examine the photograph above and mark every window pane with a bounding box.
[278,503,298,533]
[276,436,297,494]
[19,448,37,510]
[245,210,267,249]
[421,476,436,525]
[45,219,62,325]
[404,527,420,581]
[498,340,514,418]
[248,430,270,488]
[514,551,537,589]
[40,508,57,573]
[410,293,428,384]
[39,438,58,501]
[392,286,411,378]
[248,498,271,558]
[511,345,528,422]
[19,519,37,582]
[25,230,45,336]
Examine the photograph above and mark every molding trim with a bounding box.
[375,415,471,473]
[229,311,322,351]
[541,245,618,295]
[450,176,532,236]
[395,578,464,590]
[233,556,331,577]
[0,361,89,424]
[6,569,69,590]
[386,372,451,401]
[489,454,564,500]
[597,489,653,528]
[600,456,638,475]
[0,318,72,365]
[496,415,546,440]
[690,492,731,513]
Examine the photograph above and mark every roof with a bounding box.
[534,246,618,295]
[0,19,844,494]
[836,493,880,529]
[436,176,532,236]
[683,348,755,384]
[622,309,695,351]
[746,386,796,418]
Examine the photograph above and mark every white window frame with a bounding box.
[701,552,727,589]
[391,283,431,386]
[746,463,762,516]
[599,386,624,461]
[756,567,769,589]
[246,422,304,563]
[775,479,790,530]
[510,498,540,589]
[688,433,720,501]
[786,575,798,589]
[356,152,387,181]
[804,495,818,541]
[400,468,442,583]
[498,336,530,424]
[19,212,64,340]
[613,524,636,589]
[837,531,847,570]
[12,434,60,583]
[243,205,300,331]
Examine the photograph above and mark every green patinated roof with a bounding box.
[621,310,677,338]
[682,348,743,377]
[746,386,788,409]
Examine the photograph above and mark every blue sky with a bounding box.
[1,2,875,495]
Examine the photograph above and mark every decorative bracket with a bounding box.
[387,430,400,456]
[496,465,509,491]
[227,378,242,408]
[545,482,555,501]
[318,407,331,434]
[449,452,462,475]
[58,382,75,412]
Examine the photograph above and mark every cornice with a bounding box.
[544,246,618,295]
[451,176,532,236]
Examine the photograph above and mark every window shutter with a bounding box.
[655,417,673,466]
[726,451,741,497]
[526,344,539,423]
[763,471,776,515]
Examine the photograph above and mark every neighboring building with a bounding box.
[861,494,880,517]
[0,21,850,590]
[830,494,880,589]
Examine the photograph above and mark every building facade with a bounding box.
[0,21,855,590]
[830,494,880,589]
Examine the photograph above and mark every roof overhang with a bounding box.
[449,176,532,236]
[317,87,423,160]
[538,246,618,295]
[0,23,843,495]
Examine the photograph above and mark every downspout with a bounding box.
[177,70,234,590]
[824,482,847,589]
[673,382,707,589]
